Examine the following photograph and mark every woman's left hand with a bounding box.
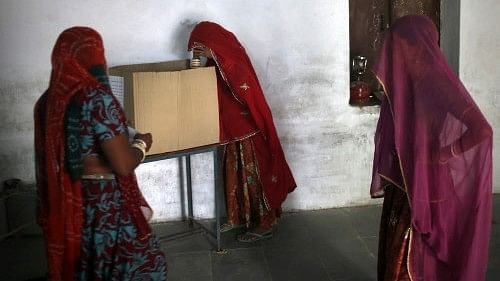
[140,206,153,221]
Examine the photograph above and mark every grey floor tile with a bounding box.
[219,228,265,250]
[359,235,379,260]
[487,262,500,281]
[212,247,272,281]
[167,251,212,281]
[487,219,500,281]
[161,232,214,254]
[152,220,192,236]
[493,195,500,220]
[318,236,377,281]
[261,213,314,249]
[347,205,382,238]
[1,194,498,281]
[264,246,331,281]
[303,208,360,241]
[338,278,377,281]
[0,237,47,281]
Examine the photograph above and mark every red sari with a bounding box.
[188,22,297,211]
[371,16,493,281]
[34,27,157,280]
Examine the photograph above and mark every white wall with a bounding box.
[460,0,500,193]
[1,1,497,223]
[7,0,470,223]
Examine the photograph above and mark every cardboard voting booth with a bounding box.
[109,60,220,155]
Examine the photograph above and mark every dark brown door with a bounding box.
[349,0,389,86]
[349,0,440,97]
[391,0,440,30]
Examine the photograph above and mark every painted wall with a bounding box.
[1,0,382,222]
[460,0,500,193]
[5,0,497,223]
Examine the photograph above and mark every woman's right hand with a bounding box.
[134,133,153,152]
[193,45,213,59]
[141,206,153,221]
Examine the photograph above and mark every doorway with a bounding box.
[349,0,441,102]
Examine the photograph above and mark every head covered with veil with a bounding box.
[371,15,492,280]
[188,22,296,209]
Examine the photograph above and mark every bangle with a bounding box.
[450,143,459,158]
[131,142,146,162]
[133,138,147,149]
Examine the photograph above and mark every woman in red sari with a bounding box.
[34,27,167,280]
[188,22,297,242]
[371,16,493,280]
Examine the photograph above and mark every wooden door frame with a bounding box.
[440,0,460,74]
[348,0,461,77]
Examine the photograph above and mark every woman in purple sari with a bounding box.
[371,16,493,280]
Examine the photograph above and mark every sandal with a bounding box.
[237,230,273,243]
[220,223,245,233]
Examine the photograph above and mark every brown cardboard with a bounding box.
[109,60,219,155]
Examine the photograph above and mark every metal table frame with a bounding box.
[144,143,224,252]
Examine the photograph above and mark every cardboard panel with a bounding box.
[132,72,180,155]
[178,67,219,150]
[109,60,190,76]
[109,60,219,155]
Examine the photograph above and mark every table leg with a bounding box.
[214,147,223,252]
[186,155,193,227]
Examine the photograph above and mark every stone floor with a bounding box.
[1,194,499,281]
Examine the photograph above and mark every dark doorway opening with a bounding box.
[349,0,440,106]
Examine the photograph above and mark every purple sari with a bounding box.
[371,16,493,280]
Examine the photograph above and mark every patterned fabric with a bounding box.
[80,88,127,156]
[224,137,279,229]
[206,58,260,144]
[378,184,411,281]
[34,27,104,280]
[75,73,166,280]
[34,27,166,280]
[65,100,84,180]
[78,179,167,281]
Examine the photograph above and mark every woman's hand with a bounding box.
[99,132,152,176]
[193,46,213,59]
[438,145,453,164]
[134,132,153,152]
[141,206,153,221]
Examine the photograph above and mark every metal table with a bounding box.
[144,143,224,252]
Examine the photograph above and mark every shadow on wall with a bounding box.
[168,16,202,57]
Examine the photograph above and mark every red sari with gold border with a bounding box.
[188,22,296,210]
[34,27,160,280]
